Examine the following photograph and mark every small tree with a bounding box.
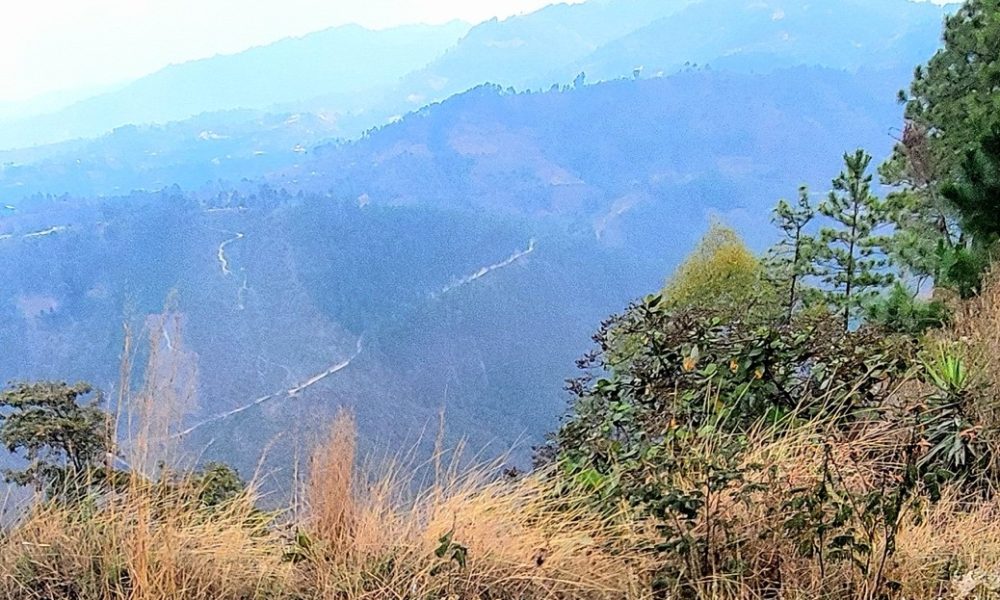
[815,150,894,330]
[189,461,245,508]
[663,222,778,322]
[0,381,113,497]
[767,185,817,320]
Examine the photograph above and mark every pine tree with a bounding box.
[815,150,894,330]
[767,185,817,320]
[881,0,1000,293]
[892,0,1000,181]
[942,123,1000,246]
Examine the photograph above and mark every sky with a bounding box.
[0,0,577,104]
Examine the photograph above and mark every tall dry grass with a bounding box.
[0,407,657,600]
[296,410,654,599]
[0,482,288,600]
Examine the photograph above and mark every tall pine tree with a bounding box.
[816,150,894,330]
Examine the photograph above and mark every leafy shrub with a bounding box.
[187,462,246,508]
[544,293,918,592]
[553,295,912,463]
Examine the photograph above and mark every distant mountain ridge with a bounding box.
[567,0,948,79]
[0,22,471,150]
[0,0,949,156]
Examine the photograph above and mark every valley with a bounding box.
[0,0,952,475]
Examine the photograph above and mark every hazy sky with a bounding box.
[0,0,577,103]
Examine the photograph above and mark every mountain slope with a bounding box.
[0,22,470,150]
[282,66,905,242]
[568,0,948,80]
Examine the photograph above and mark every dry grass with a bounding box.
[0,484,288,600]
[7,388,1000,600]
[0,447,997,600]
[295,410,654,599]
[894,490,1000,599]
[628,416,1000,600]
[0,410,656,600]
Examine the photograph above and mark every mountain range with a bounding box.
[0,22,471,150]
[0,0,955,478]
[0,0,946,155]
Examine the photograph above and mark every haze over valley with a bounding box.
[0,0,954,475]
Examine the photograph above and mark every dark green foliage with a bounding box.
[188,462,246,508]
[942,123,1000,245]
[0,381,113,497]
[882,183,960,287]
[545,281,985,594]
[545,279,967,596]
[431,528,469,575]
[891,122,1000,298]
[0,381,251,510]
[936,243,991,299]
[896,0,1000,179]
[815,150,894,330]
[883,0,1000,294]
[865,283,949,335]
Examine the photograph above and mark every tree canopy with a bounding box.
[0,382,112,495]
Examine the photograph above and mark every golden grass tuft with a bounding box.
[303,407,357,556]
[296,411,655,599]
